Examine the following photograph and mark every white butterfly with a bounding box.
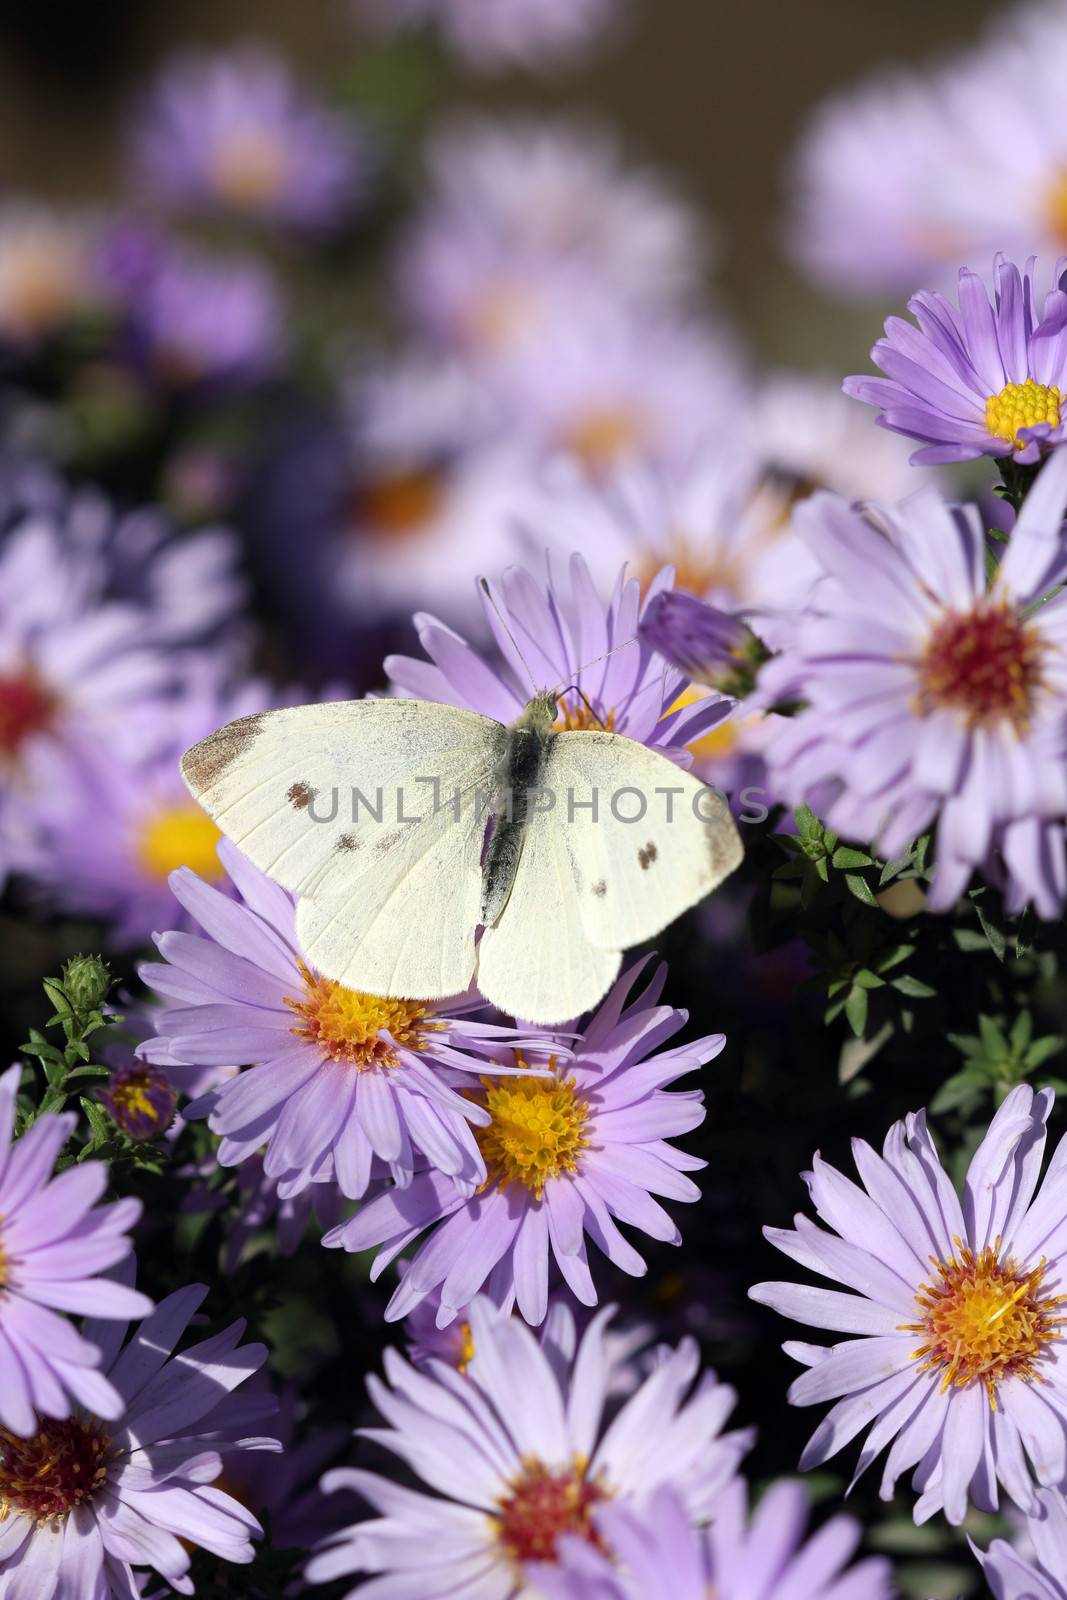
[180,680,742,1025]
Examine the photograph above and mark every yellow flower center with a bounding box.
[211,129,291,209]
[637,537,743,603]
[136,804,224,881]
[456,1321,475,1373]
[286,963,433,1068]
[553,696,614,733]
[0,1417,110,1523]
[902,1243,1067,1407]
[564,407,644,473]
[473,1061,589,1199]
[985,379,1062,446]
[917,600,1044,732]
[350,466,446,542]
[493,1457,608,1565]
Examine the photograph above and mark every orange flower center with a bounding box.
[494,1458,608,1565]
[350,466,446,541]
[917,601,1044,731]
[286,963,433,1068]
[902,1243,1066,1407]
[553,695,614,733]
[0,1417,110,1523]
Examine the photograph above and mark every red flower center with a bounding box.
[495,1459,607,1565]
[0,1417,110,1522]
[918,601,1043,729]
[0,671,55,758]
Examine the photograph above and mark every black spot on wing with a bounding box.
[638,841,658,870]
[591,880,607,898]
[181,713,265,792]
[288,781,317,811]
[336,832,358,853]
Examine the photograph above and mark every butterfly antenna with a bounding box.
[479,577,539,697]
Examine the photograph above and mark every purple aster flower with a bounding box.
[844,257,1067,465]
[327,959,719,1327]
[357,0,624,73]
[386,553,732,758]
[28,669,277,944]
[306,1296,751,1595]
[138,839,549,1201]
[489,294,739,479]
[329,351,532,625]
[126,243,283,390]
[530,1477,893,1600]
[750,1083,1067,1526]
[788,7,1067,299]
[396,116,706,356]
[975,1484,1067,1600]
[0,1064,152,1436]
[760,448,1067,916]
[130,44,368,231]
[0,491,177,885]
[0,1281,274,1596]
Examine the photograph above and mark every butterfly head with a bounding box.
[515,690,559,737]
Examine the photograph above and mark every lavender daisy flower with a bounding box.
[331,351,530,624]
[492,296,738,479]
[750,1083,1067,1526]
[844,257,1067,465]
[0,1282,274,1596]
[396,116,706,356]
[306,1296,751,1596]
[139,840,548,1201]
[975,1484,1067,1599]
[530,1477,892,1600]
[761,448,1067,915]
[130,44,367,231]
[357,0,623,74]
[29,670,276,944]
[126,244,283,390]
[0,497,173,884]
[327,959,719,1327]
[0,1064,152,1436]
[386,553,732,757]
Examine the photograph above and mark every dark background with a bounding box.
[0,0,1002,366]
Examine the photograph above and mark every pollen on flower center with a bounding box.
[637,537,742,603]
[902,1243,1067,1406]
[137,804,224,882]
[493,1458,608,1565]
[0,670,55,758]
[287,963,432,1068]
[0,1417,110,1523]
[565,407,644,473]
[917,601,1044,730]
[985,378,1062,446]
[473,1061,589,1198]
[553,695,614,733]
[350,466,446,541]
[211,129,291,208]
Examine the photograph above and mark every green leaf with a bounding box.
[844,984,869,1037]
[974,899,1006,961]
[853,968,886,990]
[844,872,878,906]
[831,846,873,869]
[889,974,937,999]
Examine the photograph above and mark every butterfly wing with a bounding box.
[548,730,743,950]
[182,700,507,998]
[475,785,623,1025]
